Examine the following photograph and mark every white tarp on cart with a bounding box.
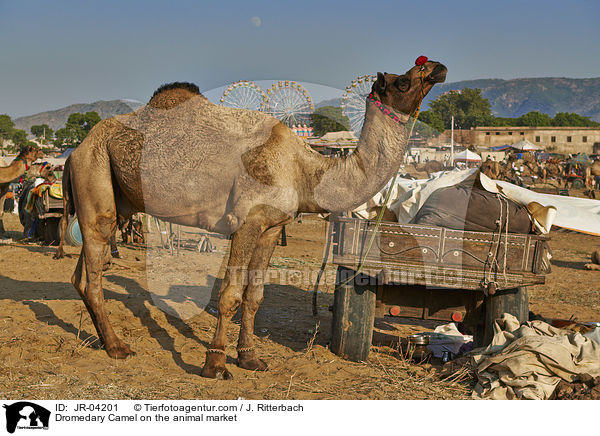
[354,168,600,236]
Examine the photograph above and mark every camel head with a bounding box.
[372,57,447,116]
[40,163,56,183]
[29,162,57,183]
[17,145,43,165]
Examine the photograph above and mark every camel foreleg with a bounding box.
[201,217,265,380]
[236,225,282,372]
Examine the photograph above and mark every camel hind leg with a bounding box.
[70,165,133,359]
[79,216,133,358]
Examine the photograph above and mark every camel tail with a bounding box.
[54,156,74,259]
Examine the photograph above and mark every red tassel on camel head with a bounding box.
[415,55,428,66]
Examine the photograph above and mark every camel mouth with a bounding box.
[427,63,447,84]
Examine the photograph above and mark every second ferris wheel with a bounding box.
[266,81,314,128]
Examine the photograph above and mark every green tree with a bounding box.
[54,127,78,149]
[0,114,15,140]
[418,110,444,133]
[427,88,494,130]
[516,111,552,127]
[31,124,54,141]
[54,111,101,149]
[552,112,599,127]
[11,129,30,147]
[490,117,518,127]
[310,106,350,136]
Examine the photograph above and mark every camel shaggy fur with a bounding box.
[62,60,447,379]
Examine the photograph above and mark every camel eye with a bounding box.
[395,77,411,92]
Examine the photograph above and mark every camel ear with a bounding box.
[395,75,411,92]
[375,72,387,94]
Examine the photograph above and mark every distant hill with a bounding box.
[315,98,342,109]
[13,99,143,133]
[316,77,600,122]
[424,77,600,121]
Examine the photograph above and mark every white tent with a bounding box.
[454,149,482,162]
[511,139,543,151]
[319,131,357,142]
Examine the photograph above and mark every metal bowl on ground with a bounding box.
[408,334,430,345]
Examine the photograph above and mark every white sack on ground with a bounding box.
[471,313,600,400]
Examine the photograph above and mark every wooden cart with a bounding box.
[33,188,63,245]
[329,217,551,361]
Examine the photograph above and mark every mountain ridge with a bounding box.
[13,99,143,133]
[423,77,600,121]
[316,77,600,122]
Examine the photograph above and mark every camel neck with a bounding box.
[305,100,409,212]
[0,158,27,184]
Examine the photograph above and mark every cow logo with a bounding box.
[3,402,50,433]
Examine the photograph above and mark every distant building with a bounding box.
[437,126,600,154]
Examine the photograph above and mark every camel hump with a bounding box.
[148,82,204,109]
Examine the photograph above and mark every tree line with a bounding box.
[2,92,597,152]
[310,88,599,139]
[419,88,600,133]
[0,111,101,153]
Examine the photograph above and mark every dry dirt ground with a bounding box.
[0,208,598,400]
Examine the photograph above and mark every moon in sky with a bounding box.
[251,16,261,27]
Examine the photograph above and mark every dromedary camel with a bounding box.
[61,58,447,379]
[480,158,500,179]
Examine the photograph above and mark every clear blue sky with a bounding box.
[1,0,599,117]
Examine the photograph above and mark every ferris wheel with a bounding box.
[219,80,268,111]
[341,74,377,136]
[266,80,314,127]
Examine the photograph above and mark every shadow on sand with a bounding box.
[551,259,588,270]
[0,263,331,375]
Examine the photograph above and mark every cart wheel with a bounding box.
[43,217,61,245]
[482,287,529,346]
[330,266,376,362]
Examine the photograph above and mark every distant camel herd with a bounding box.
[479,152,600,192]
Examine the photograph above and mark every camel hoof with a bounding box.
[237,357,268,372]
[201,364,234,380]
[105,342,135,359]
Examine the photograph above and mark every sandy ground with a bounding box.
[0,207,598,400]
